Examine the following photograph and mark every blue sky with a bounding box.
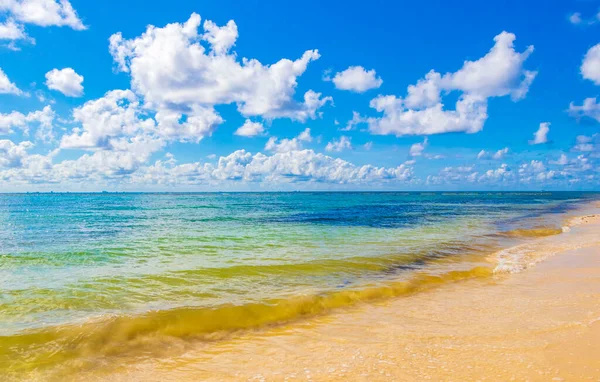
[0,0,599,191]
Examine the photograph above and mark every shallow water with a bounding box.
[0,192,598,376]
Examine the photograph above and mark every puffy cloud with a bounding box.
[369,93,488,136]
[55,135,164,179]
[234,119,265,137]
[581,43,600,85]
[325,136,352,152]
[442,32,535,100]
[0,0,86,30]
[0,106,54,139]
[568,97,600,122]
[109,13,331,140]
[573,134,598,152]
[570,44,600,122]
[549,153,568,166]
[568,11,600,26]
[0,139,33,168]
[569,12,582,24]
[409,138,428,156]
[477,147,509,160]
[530,122,549,144]
[45,67,84,97]
[133,149,413,186]
[265,128,312,153]
[0,67,21,94]
[154,107,222,143]
[0,0,85,47]
[60,90,156,149]
[0,18,26,40]
[368,32,535,137]
[340,111,366,131]
[329,66,383,93]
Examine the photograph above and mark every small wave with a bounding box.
[0,266,492,375]
[494,212,600,274]
[495,226,563,239]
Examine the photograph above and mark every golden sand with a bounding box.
[53,214,600,382]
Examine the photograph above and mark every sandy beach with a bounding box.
[57,210,600,381]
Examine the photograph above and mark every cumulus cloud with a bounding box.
[570,44,600,122]
[234,119,265,137]
[549,153,568,166]
[0,67,22,94]
[477,147,509,160]
[581,43,600,85]
[568,11,600,26]
[409,138,428,156]
[368,32,536,137]
[45,67,84,97]
[340,111,366,131]
[0,18,27,40]
[265,128,312,153]
[109,13,331,142]
[569,12,583,24]
[530,122,549,144]
[0,139,34,168]
[573,134,598,152]
[325,136,352,152]
[329,66,383,93]
[56,135,164,178]
[60,90,156,149]
[0,105,54,140]
[133,149,413,186]
[0,0,85,29]
[0,143,416,187]
[0,0,85,47]
[568,97,600,122]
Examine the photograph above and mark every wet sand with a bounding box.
[78,213,600,382]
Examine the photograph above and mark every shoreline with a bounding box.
[35,208,600,381]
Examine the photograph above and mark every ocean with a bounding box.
[0,192,598,376]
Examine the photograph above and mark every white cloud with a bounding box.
[330,66,383,93]
[0,18,26,40]
[530,122,549,144]
[45,67,84,97]
[340,111,366,131]
[0,139,33,168]
[581,43,600,85]
[265,128,312,153]
[55,135,164,178]
[549,153,568,166]
[133,149,413,186]
[234,119,264,137]
[363,141,373,151]
[369,93,488,136]
[0,106,54,139]
[573,134,598,152]
[109,12,331,141]
[368,32,535,137]
[60,90,156,149]
[0,0,85,48]
[477,147,509,160]
[0,67,22,94]
[154,107,223,143]
[0,0,86,30]
[409,138,428,156]
[568,11,600,26]
[569,12,582,24]
[568,97,600,122]
[325,136,352,152]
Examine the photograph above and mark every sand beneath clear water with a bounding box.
[61,212,600,382]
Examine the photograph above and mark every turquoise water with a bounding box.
[0,192,597,374]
